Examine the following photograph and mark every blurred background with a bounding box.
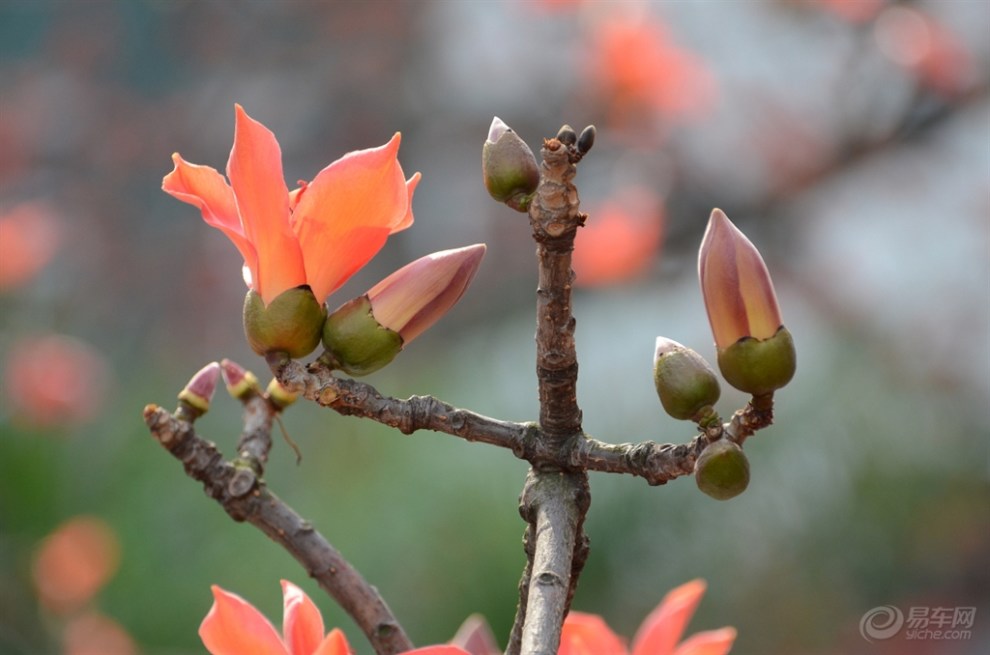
[1,1,988,654]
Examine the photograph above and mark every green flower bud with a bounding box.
[695,439,750,500]
[482,117,539,212]
[653,337,721,421]
[322,295,402,376]
[717,326,796,396]
[265,378,297,409]
[243,287,327,359]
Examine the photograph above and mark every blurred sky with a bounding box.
[1,1,988,654]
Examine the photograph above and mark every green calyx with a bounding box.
[654,340,721,421]
[695,439,750,500]
[717,326,796,396]
[322,295,403,377]
[482,131,539,212]
[243,287,327,359]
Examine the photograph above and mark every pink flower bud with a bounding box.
[178,362,221,413]
[219,358,259,399]
[368,244,486,344]
[698,209,783,350]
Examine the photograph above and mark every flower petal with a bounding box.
[292,132,414,301]
[281,580,325,655]
[559,611,628,655]
[399,647,473,655]
[672,627,737,655]
[631,580,707,655]
[199,585,290,655]
[391,172,421,235]
[227,104,305,304]
[163,153,258,282]
[313,627,353,655]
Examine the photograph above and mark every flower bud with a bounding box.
[265,378,297,409]
[482,117,539,212]
[322,295,403,376]
[177,362,220,413]
[717,326,796,396]
[219,358,260,399]
[653,337,720,421]
[243,286,326,359]
[322,245,486,376]
[695,439,750,500]
[698,208,795,394]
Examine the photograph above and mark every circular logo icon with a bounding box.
[860,605,904,642]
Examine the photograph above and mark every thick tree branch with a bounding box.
[143,403,413,655]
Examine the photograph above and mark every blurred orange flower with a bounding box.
[814,0,886,24]
[572,187,664,288]
[3,334,110,429]
[163,105,420,305]
[588,14,717,126]
[0,201,62,291]
[201,581,470,655]
[559,579,735,655]
[63,611,138,655]
[33,516,120,615]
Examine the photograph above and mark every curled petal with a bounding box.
[199,585,289,655]
[631,579,707,655]
[227,104,305,304]
[163,154,258,281]
[391,172,421,235]
[293,132,414,301]
[281,580,325,655]
[559,611,628,655]
[673,627,737,655]
[313,627,353,655]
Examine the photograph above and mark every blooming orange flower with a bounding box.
[163,105,420,305]
[559,579,735,655]
[200,581,470,655]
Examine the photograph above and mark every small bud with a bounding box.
[243,286,327,359]
[556,124,577,146]
[482,117,539,212]
[577,125,596,154]
[220,358,260,399]
[653,337,720,421]
[265,378,297,409]
[178,362,220,413]
[717,326,796,396]
[695,439,750,500]
[322,295,403,377]
[698,208,795,393]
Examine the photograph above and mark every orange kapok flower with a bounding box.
[200,581,469,655]
[163,105,419,307]
[559,579,736,655]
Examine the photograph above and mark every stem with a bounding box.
[143,404,414,655]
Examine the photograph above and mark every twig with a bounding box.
[142,404,414,655]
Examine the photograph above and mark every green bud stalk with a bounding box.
[322,295,403,376]
[243,286,326,359]
[717,326,796,396]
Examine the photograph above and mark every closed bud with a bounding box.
[653,337,720,421]
[482,117,539,212]
[322,295,403,377]
[265,378,297,409]
[698,208,795,394]
[219,358,260,399]
[178,362,221,413]
[243,286,327,359]
[717,326,796,396]
[695,439,750,500]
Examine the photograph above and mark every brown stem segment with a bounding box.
[143,404,414,655]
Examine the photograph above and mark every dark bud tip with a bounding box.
[556,124,577,146]
[577,125,596,154]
